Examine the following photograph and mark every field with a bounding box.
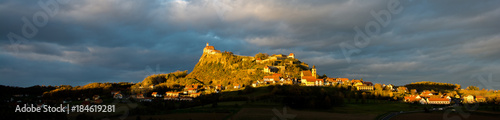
[94,100,427,120]
[391,112,500,120]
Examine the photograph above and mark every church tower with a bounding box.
[312,65,317,78]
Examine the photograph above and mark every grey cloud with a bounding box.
[0,0,499,88]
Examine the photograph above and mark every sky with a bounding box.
[1,0,499,89]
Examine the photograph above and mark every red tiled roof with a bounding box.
[204,46,215,50]
[351,80,362,83]
[420,91,433,96]
[302,76,316,80]
[272,73,282,77]
[263,76,274,78]
[325,78,335,82]
[264,76,280,80]
[336,78,349,82]
[289,53,294,56]
[427,98,450,101]
[302,70,312,76]
[363,82,373,86]
[306,79,323,82]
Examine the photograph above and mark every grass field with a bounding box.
[391,112,500,120]
[91,99,500,120]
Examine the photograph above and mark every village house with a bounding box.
[186,88,197,94]
[420,91,434,98]
[165,92,180,98]
[215,84,223,90]
[356,85,374,91]
[184,84,200,94]
[404,95,422,103]
[257,80,266,85]
[111,91,123,99]
[425,98,451,105]
[234,84,241,89]
[263,66,280,73]
[476,96,486,103]
[384,84,395,91]
[336,78,349,84]
[397,86,408,93]
[136,94,145,99]
[363,81,373,86]
[351,80,363,86]
[263,75,281,83]
[411,89,418,94]
[463,95,475,103]
[325,78,336,86]
[113,92,123,99]
[189,93,201,98]
[252,82,258,87]
[152,92,162,97]
[256,58,262,63]
[305,78,324,86]
[288,53,295,59]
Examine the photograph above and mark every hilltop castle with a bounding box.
[203,43,221,54]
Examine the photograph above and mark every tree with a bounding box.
[319,74,328,79]
[255,52,269,60]
[466,86,479,91]
[374,84,383,91]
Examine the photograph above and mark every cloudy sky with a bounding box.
[1,0,499,89]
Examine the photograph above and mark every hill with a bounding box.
[404,81,459,93]
[185,43,310,87]
[129,43,312,93]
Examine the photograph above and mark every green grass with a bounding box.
[330,102,425,114]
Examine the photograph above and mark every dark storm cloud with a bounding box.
[0,0,499,88]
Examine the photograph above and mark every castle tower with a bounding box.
[203,42,220,54]
[312,65,317,78]
[288,53,295,59]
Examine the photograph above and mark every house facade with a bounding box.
[356,85,374,91]
[426,98,451,105]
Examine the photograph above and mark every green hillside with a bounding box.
[187,52,263,86]
[192,51,311,83]
[130,46,310,93]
